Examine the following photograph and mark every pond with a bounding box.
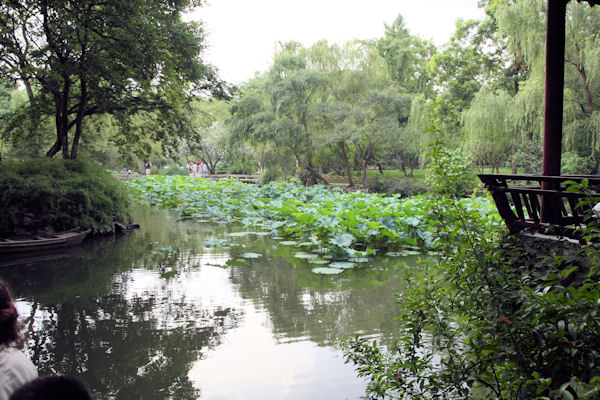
[0,206,419,399]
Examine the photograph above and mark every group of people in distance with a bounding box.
[186,161,208,178]
[0,280,93,400]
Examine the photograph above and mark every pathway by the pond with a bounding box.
[0,206,417,399]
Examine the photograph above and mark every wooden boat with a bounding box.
[0,228,91,255]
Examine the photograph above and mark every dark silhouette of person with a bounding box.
[9,375,93,400]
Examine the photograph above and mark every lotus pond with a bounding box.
[1,177,500,399]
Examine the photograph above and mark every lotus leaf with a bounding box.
[349,257,369,263]
[294,252,318,259]
[204,239,229,248]
[329,261,355,269]
[239,253,262,259]
[311,267,345,275]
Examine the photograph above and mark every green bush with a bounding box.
[158,165,188,176]
[0,158,131,235]
[230,159,257,175]
[260,167,286,185]
[562,151,596,175]
[342,135,600,399]
[509,141,543,174]
[367,175,428,197]
[426,145,476,197]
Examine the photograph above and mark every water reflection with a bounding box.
[0,207,416,399]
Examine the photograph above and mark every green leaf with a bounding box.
[311,267,344,275]
[329,261,355,269]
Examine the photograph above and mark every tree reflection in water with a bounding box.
[2,208,242,400]
[0,206,416,399]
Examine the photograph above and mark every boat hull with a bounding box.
[0,228,91,255]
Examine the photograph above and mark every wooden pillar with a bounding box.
[541,0,566,223]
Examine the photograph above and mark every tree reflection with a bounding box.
[1,208,241,400]
[227,244,411,346]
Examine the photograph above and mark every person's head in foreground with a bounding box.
[9,375,93,400]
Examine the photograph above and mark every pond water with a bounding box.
[0,206,418,399]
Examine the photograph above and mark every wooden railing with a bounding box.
[478,174,600,238]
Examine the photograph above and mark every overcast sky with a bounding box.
[187,0,485,85]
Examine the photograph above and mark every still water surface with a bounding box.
[0,207,417,399]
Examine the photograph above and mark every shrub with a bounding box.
[342,133,600,399]
[426,143,476,197]
[509,141,543,174]
[158,165,188,176]
[230,159,257,175]
[562,151,596,175]
[0,158,131,235]
[367,175,428,197]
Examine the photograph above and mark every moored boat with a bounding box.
[0,228,91,254]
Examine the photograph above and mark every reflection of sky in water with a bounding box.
[190,311,363,400]
[114,251,365,399]
[5,207,410,399]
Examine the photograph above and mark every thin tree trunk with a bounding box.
[339,141,353,187]
[578,66,596,115]
[59,79,71,159]
[70,80,87,160]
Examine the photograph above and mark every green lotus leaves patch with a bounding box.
[126,176,500,257]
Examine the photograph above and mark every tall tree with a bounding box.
[0,0,229,160]
[232,42,329,184]
[377,14,435,96]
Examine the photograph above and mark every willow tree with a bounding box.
[231,42,330,184]
[496,0,600,165]
[463,89,512,172]
[0,0,228,160]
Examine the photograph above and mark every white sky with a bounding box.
[187,0,485,85]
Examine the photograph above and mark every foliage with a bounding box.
[158,165,189,176]
[0,158,130,234]
[562,151,596,175]
[509,139,543,174]
[367,175,428,198]
[125,176,498,263]
[463,88,513,171]
[0,0,229,160]
[342,134,600,400]
[425,126,477,197]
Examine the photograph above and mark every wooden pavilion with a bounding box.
[479,0,600,239]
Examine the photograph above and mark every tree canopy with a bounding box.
[0,0,229,159]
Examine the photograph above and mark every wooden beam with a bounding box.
[541,0,567,222]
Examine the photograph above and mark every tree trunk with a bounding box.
[70,80,87,160]
[339,141,353,187]
[23,80,43,157]
[306,165,329,185]
[578,66,596,116]
[361,142,373,187]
